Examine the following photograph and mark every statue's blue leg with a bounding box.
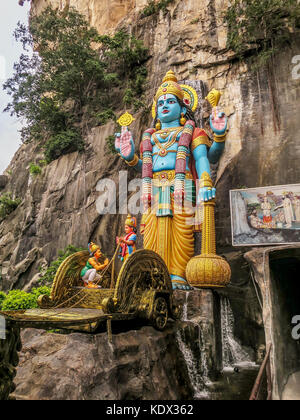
[170,274,193,291]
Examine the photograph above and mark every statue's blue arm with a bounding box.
[193,144,216,202]
[208,141,225,164]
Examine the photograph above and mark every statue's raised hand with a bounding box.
[115,126,135,161]
[210,106,228,136]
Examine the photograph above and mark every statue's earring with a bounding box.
[155,119,161,130]
[180,113,186,126]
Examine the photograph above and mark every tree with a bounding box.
[4,6,148,162]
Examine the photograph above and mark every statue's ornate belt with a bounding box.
[153,170,193,187]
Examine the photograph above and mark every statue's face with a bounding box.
[157,94,185,123]
[95,249,102,259]
[125,225,132,234]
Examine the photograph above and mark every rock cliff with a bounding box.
[13,326,193,400]
[0,324,21,400]
[4,0,300,400]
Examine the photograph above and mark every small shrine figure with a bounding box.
[117,215,137,262]
[294,196,300,222]
[80,242,109,288]
[261,195,273,227]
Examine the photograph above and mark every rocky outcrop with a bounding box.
[30,0,149,34]
[14,325,193,400]
[5,0,297,287]
[6,0,298,295]
[8,0,299,400]
[12,289,257,400]
[0,175,8,190]
[0,324,22,400]
[245,246,300,400]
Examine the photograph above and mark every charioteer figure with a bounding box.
[80,242,109,288]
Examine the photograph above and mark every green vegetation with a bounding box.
[0,245,83,310]
[29,160,47,176]
[224,0,300,67]
[44,129,84,162]
[106,134,118,155]
[141,0,175,18]
[4,6,148,162]
[190,17,200,25]
[29,162,42,176]
[0,291,6,309]
[38,245,85,287]
[0,193,21,219]
[0,287,51,311]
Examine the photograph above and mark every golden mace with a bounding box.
[186,90,231,288]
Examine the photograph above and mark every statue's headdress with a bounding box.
[125,214,137,228]
[88,242,101,256]
[152,70,198,119]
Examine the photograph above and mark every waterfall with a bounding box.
[176,292,210,399]
[220,296,253,369]
[198,327,210,385]
[176,330,208,399]
[182,291,189,322]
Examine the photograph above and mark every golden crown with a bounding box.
[154,70,184,102]
[88,242,100,254]
[125,214,137,228]
[152,70,198,119]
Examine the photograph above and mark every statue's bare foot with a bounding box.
[171,275,193,291]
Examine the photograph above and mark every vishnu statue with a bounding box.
[117,214,137,262]
[115,70,227,290]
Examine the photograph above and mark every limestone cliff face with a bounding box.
[6,0,298,287]
[3,0,298,366]
[31,0,149,34]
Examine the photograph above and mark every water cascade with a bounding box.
[176,292,210,399]
[220,296,254,369]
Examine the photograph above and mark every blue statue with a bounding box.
[115,71,227,290]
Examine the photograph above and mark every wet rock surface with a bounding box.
[0,324,22,400]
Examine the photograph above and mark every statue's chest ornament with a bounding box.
[152,127,183,157]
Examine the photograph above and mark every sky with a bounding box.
[0,1,31,174]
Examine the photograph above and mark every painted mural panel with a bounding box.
[230,184,300,246]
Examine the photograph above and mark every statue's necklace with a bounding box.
[152,127,183,157]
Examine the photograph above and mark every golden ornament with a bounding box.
[205,89,222,108]
[117,112,135,127]
[186,172,231,288]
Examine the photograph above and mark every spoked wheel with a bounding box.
[114,250,172,313]
[151,296,169,331]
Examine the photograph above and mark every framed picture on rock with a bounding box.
[230,184,300,246]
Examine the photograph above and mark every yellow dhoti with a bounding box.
[143,170,195,282]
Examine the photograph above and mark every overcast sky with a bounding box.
[0,1,31,174]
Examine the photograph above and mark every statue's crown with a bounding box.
[154,70,184,102]
[88,242,101,255]
[125,214,137,228]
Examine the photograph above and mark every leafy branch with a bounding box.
[4,6,149,162]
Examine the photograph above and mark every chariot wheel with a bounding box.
[114,249,172,313]
[151,296,169,330]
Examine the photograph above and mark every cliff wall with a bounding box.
[5,0,299,289]
[4,0,300,399]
